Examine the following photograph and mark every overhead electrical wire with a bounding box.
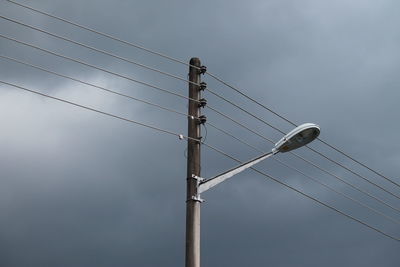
[206,106,400,213]
[0,79,193,140]
[204,89,400,200]
[206,72,400,189]
[288,150,400,213]
[2,31,398,214]
[0,35,259,143]
[0,79,398,242]
[9,52,395,223]
[206,123,400,225]
[0,33,200,104]
[4,0,198,69]
[0,54,197,121]
[200,140,400,242]
[0,15,193,86]
[0,36,273,149]
[306,145,400,199]
[5,0,397,191]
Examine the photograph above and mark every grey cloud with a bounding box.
[1,0,399,266]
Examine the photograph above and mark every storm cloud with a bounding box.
[0,0,399,266]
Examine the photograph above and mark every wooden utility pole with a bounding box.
[185,57,203,267]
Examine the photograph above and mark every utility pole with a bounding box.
[185,57,205,267]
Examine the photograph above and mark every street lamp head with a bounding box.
[273,123,320,154]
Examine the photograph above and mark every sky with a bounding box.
[0,0,399,266]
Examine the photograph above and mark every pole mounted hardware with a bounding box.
[199,66,207,75]
[197,115,207,125]
[197,152,274,194]
[199,82,207,91]
[198,98,207,108]
[191,175,205,203]
[195,123,321,196]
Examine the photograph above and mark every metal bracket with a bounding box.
[192,174,205,182]
[191,195,204,203]
[191,174,205,203]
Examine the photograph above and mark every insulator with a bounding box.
[198,98,207,108]
[198,115,207,124]
[199,82,207,91]
[199,65,207,75]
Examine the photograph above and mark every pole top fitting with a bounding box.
[199,66,207,75]
[189,57,201,66]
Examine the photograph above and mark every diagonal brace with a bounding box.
[198,151,274,193]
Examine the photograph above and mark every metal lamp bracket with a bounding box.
[191,174,205,203]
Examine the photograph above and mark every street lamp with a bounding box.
[195,123,320,195]
[185,121,320,267]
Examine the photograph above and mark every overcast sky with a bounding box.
[1,0,399,266]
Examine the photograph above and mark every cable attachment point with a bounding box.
[199,66,207,75]
[198,98,207,108]
[196,136,202,144]
[197,115,207,125]
[199,82,207,91]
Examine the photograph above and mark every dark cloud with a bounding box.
[1,0,399,266]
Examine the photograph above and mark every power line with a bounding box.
[6,0,397,191]
[0,34,280,166]
[273,157,400,225]
[9,28,393,213]
[0,15,194,86]
[206,72,400,189]
[204,88,400,200]
[206,123,400,225]
[207,122,261,152]
[207,106,274,143]
[201,141,400,242]
[318,138,400,188]
[8,1,397,200]
[206,106,400,213]
[306,145,400,200]
[0,54,197,120]
[206,89,285,134]
[289,150,400,213]
[0,79,194,141]
[8,28,393,205]
[1,78,398,242]
[0,33,200,104]
[5,0,198,70]
[1,13,272,130]
[12,53,389,218]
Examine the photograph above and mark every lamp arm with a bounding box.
[198,151,274,193]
